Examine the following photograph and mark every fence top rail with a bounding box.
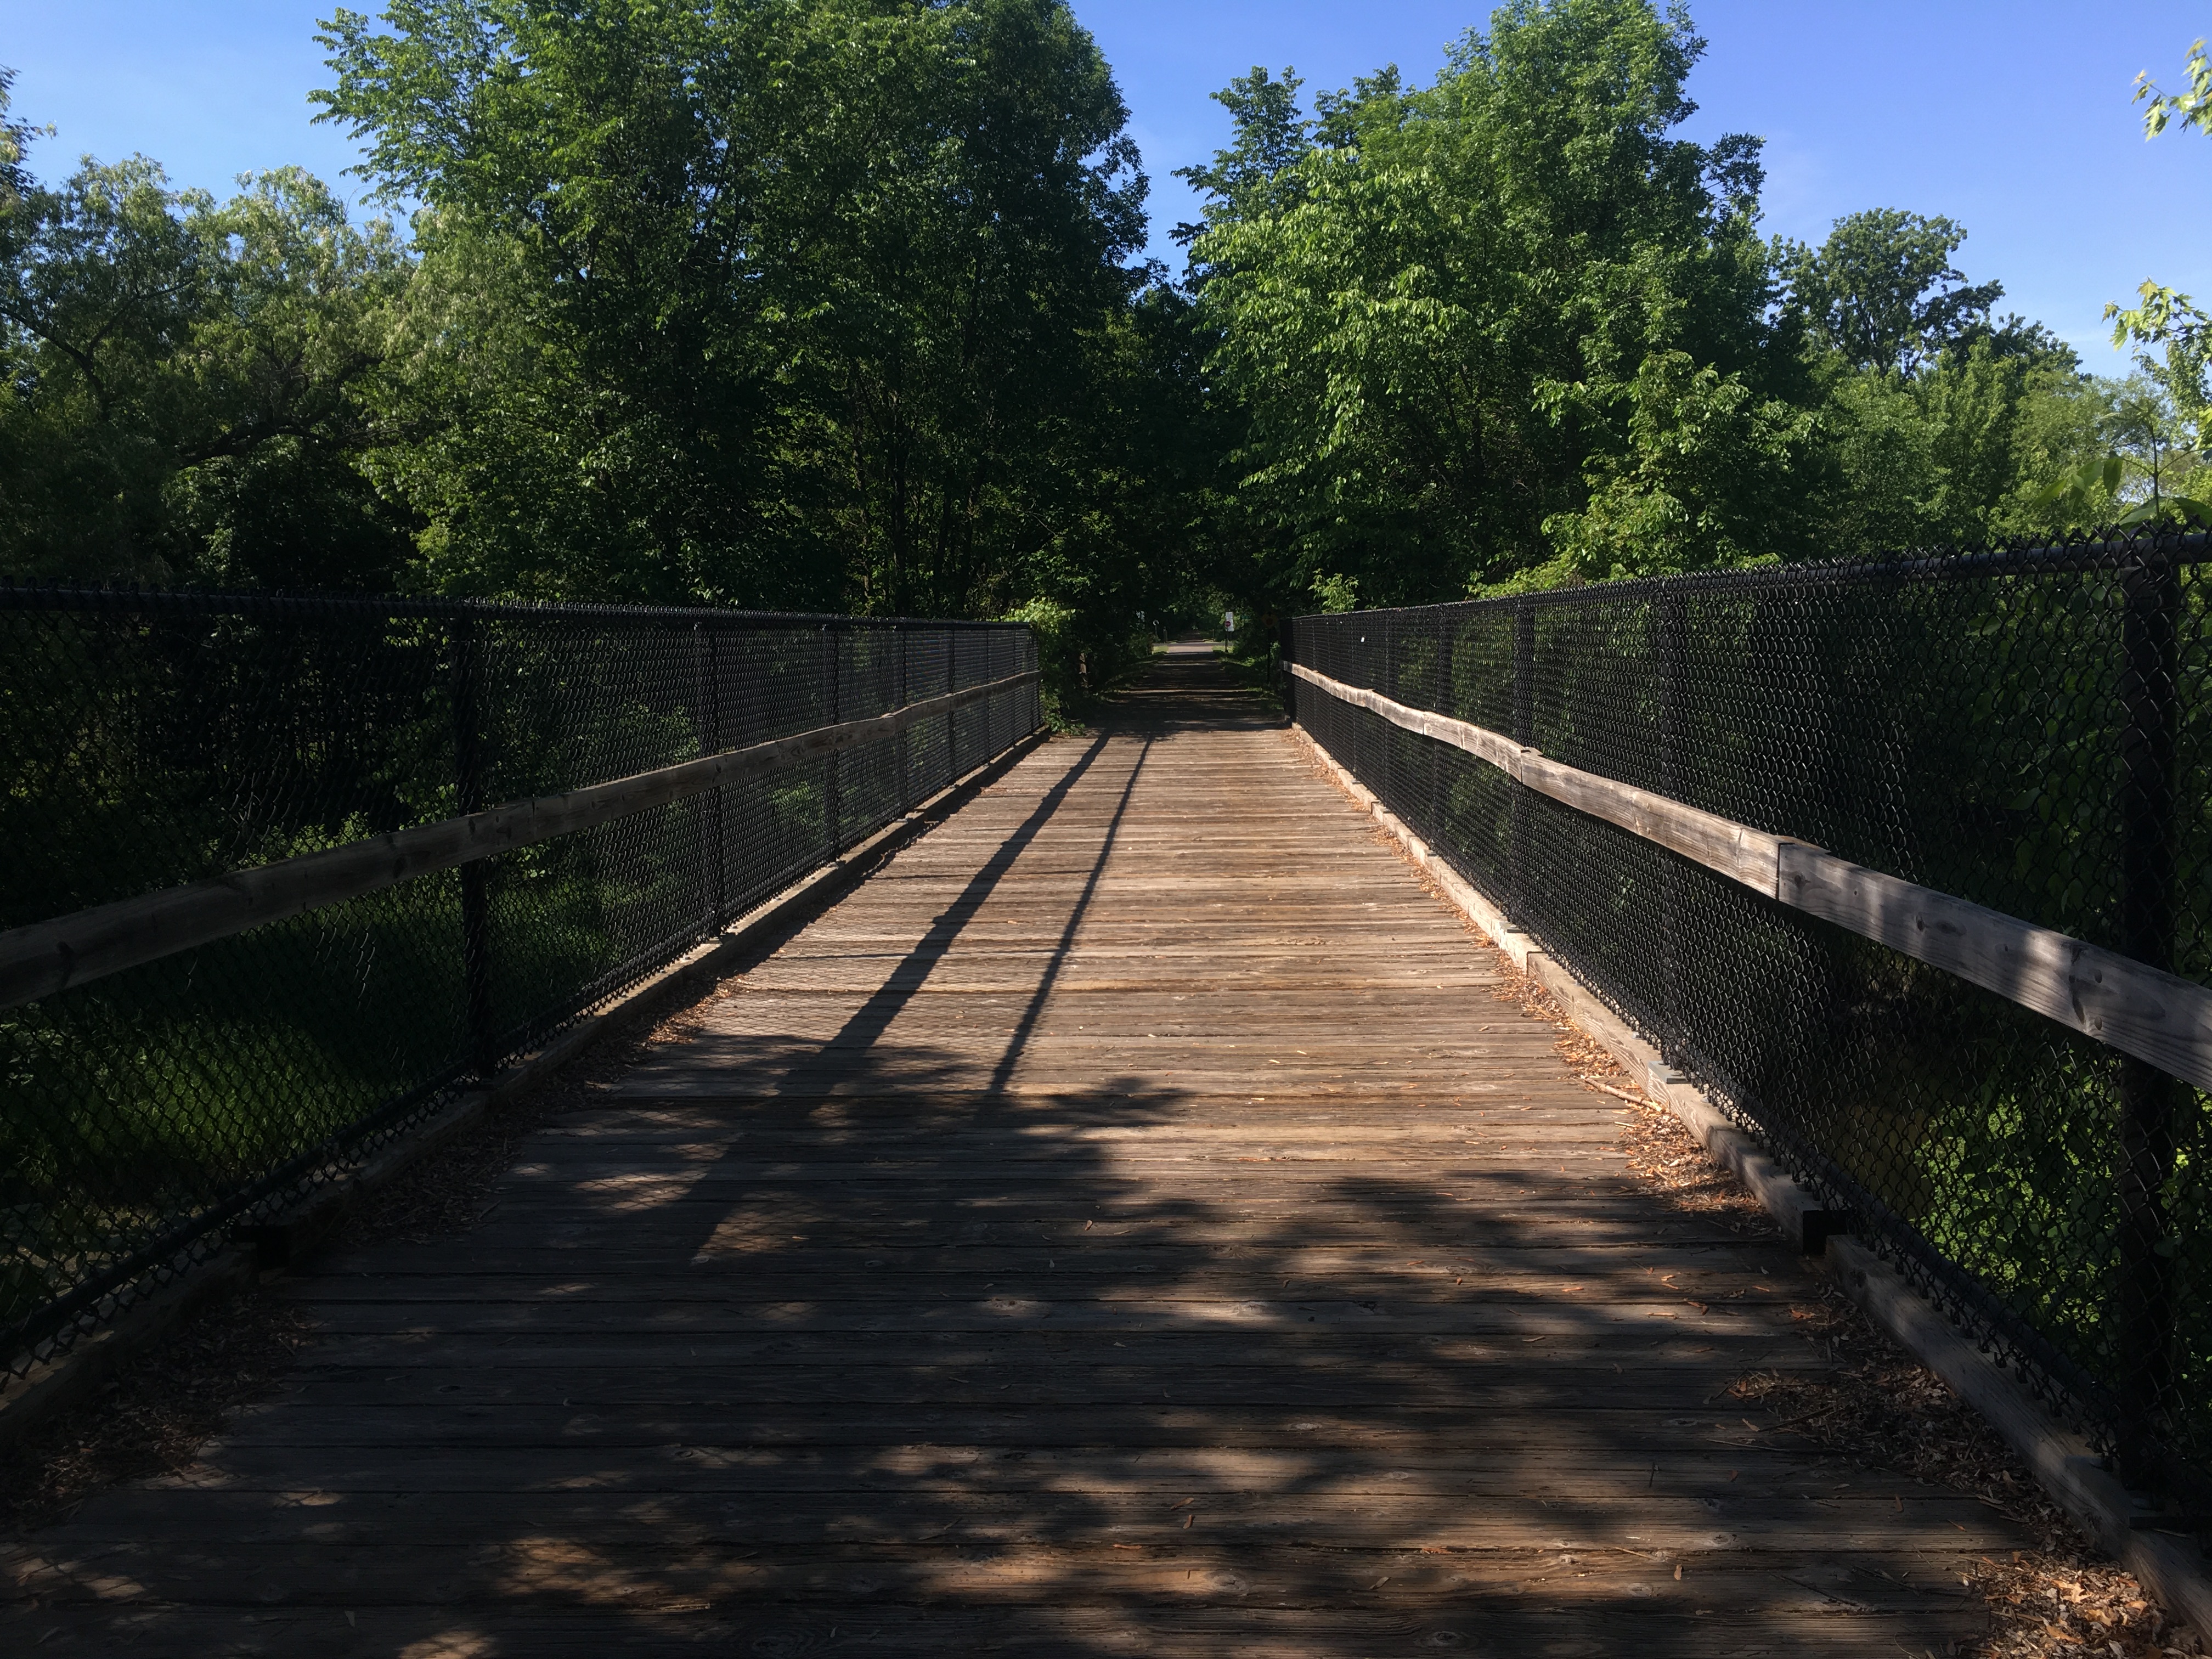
[1293,527,2212,627]
[0,667,1042,1013]
[0,581,1029,632]
[1290,659,2212,1096]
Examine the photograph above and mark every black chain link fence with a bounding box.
[0,585,1040,1382]
[1290,529,2212,1505]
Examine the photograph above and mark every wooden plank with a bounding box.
[283,1282,1792,1324]
[311,1239,1776,1274]
[448,1211,1758,1245]
[0,1594,1997,1659]
[110,1401,1824,1456]
[485,1159,1641,1188]
[266,1343,1815,1392]
[24,1440,1931,1497]
[1515,751,1784,895]
[520,1114,1633,1144]
[4,1503,2016,1561]
[284,1264,1779,1301]
[0,669,1039,1009]
[191,1401,1852,1456]
[137,1413,1859,1474]
[445,1193,1669,1224]
[285,1306,1760,1340]
[1288,661,1523,772]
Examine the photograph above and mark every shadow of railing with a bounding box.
[0,642,2005,1657]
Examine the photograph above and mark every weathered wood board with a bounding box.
[1,642,2015,1656]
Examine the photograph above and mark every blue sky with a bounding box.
[2,1,2206,373]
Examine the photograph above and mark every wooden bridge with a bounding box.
[5,643,2023,1655]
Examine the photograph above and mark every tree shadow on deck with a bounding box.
[0,644,2015,1657]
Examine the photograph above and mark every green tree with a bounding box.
[318,0,1171,618]
[1184,0,1804,603]
[1778,210,2005,377]
[0,106,411,586]
[1758,206,2114,553]
[1812,334,2106,552]
[2074,33,2212,528]
[2114,36,2211,459]
[1171,66,1312,238]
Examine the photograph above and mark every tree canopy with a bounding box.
[0,1,2196,651]
[1173,0,2162,613]
[313,0,1176,618]
[1,0,1209,674]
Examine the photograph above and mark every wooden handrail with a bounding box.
[0,670,1040,1012]
[1290,661,2212,1092]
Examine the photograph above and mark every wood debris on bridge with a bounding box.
[3,641,2022,1654]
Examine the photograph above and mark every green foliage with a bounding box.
[1812,335,2108,551]
[0,92,413,586]
[0,4,1212,656]
[1185,0,1810,605]
[2030,382,2212,532]
[1541,348,1817,583]
[2136,35,2212,140]
[2094,32,2212,532]
[0,3,2183,624]
[1170,65,1313,236]
[2107,284,2211,471]
[1777,210,2005,376]
[315,0,1185,620]
[1003,594,1156,726]
[1002,597,1086,725]
[1181,0,2131,617]
[1310,571,1359,613]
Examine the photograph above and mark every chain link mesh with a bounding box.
[1291,529,2212,1503]
[0,586,1040,1381]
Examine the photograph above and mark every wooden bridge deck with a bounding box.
[5,643,2021,1655]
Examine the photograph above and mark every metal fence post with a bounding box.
[1381,611,1397,809]
[452,613,496,1082]
[1509,598,1536,922]
[823,624,842,859]
[1426,613,1444,838]
[1657,588,1688,1042]
[2114,538,2184,1491]
[896,625,910,811]
[698,624,725,927]
[996,631,1006,749]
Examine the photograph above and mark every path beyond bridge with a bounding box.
[5,642,2021,1654]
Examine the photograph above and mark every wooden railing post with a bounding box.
[2114,539,2183,1491]
[452,613,496,1082]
